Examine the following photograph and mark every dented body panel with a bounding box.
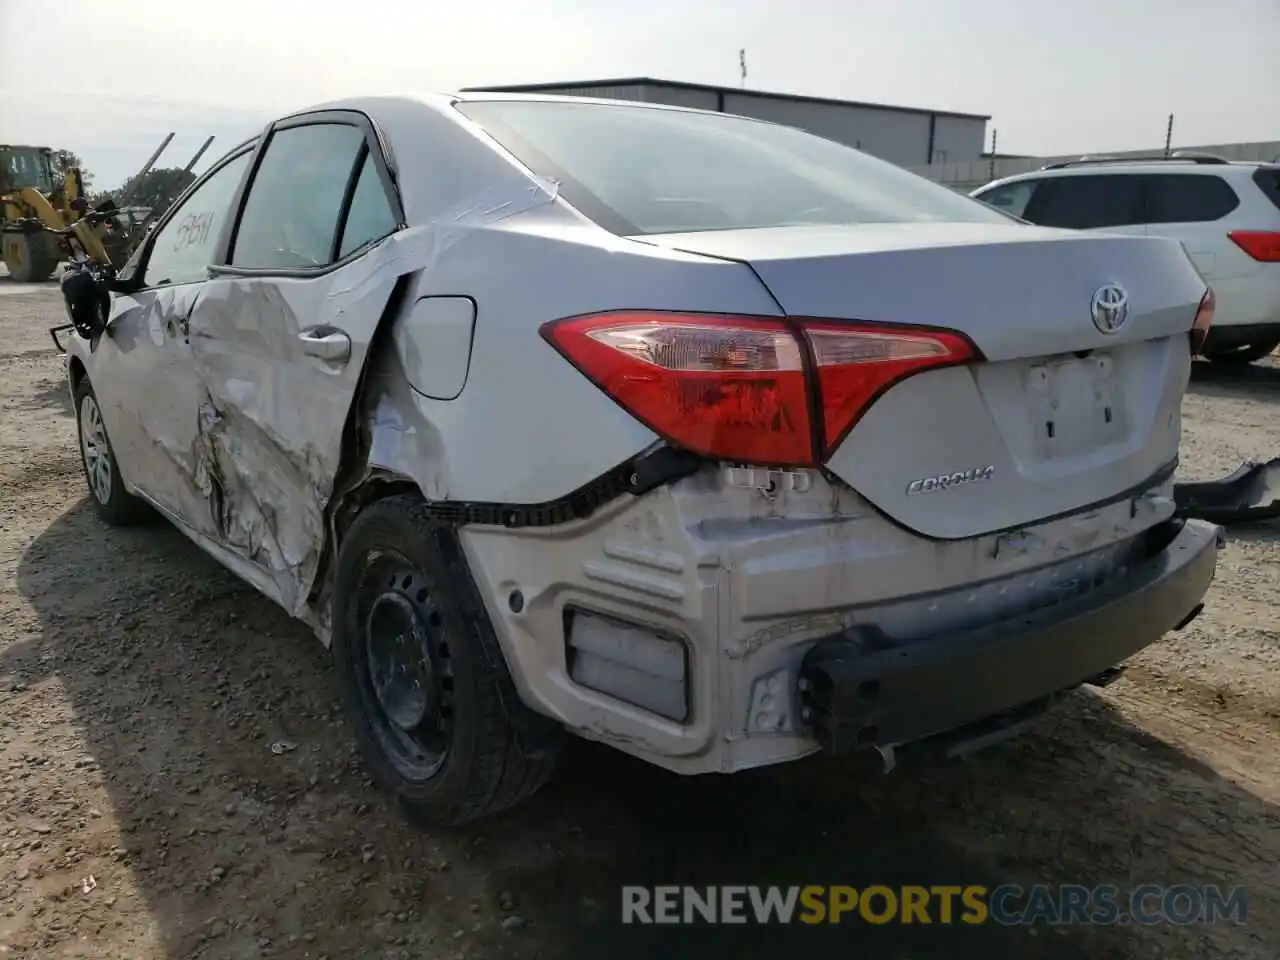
[65,91,1220,778]
[458,465,1210,773]
[358,209,780,505]
[92,284,210,523]
[185,261,401,612]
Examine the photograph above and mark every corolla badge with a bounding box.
[906,465,995,496]
[1090,284,1130,334]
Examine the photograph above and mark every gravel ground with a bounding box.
[1,280,1277,959]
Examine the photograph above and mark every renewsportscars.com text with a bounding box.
[621,884,1247,926]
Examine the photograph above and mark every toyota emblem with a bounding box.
[1091,284,1130,334]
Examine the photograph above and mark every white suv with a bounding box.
[973,156,1280,363]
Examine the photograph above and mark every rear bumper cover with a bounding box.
[799,518,1221,755]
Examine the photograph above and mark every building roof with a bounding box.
[460,76,990,122]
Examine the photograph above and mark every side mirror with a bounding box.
[60,265,111,340]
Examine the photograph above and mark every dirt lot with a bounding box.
[1,279,1277,960]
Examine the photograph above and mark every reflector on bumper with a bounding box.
[566,609,689,722]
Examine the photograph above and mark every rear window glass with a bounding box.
[454,99,1013,236]
[1144,174,1239,223]
[1253,167,1280,213]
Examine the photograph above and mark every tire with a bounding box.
[331,495,563,826]
[1205,340,1280,365]
[2,232,58,283]
[73,378,152,526]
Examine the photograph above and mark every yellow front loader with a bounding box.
[2,133,213,282]
[0,143,107,281]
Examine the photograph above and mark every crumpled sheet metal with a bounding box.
[177,174,559,618]
[327,175,561,313]
[361,358,453,500]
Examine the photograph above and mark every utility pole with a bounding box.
[739,49,747,88]
[988,128,997,182]
[1164,114,1174,159]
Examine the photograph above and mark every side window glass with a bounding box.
[337,152,398,258]
[1030,175,1143,229]
[230,123,366,269]
[1144,174,1240,223]
[976,181,1037,218]
[144,151,251,287]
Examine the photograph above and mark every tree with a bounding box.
[49,149,94,195]
[110,167,197,218]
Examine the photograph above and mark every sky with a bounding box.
[3,0,1277,191]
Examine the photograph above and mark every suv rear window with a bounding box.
[1252,167,1280,213]
[1144,173,1239,223]
[454,99,1012,236]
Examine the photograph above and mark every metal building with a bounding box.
[461,77,989,168]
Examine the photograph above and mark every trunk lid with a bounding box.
[639,222,1206,539]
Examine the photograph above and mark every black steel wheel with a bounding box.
[354,558,455,782]
[331,495,562,826]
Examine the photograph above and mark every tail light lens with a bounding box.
[805,324,976,457]
[540,311,976,466]
[1191,287,1215,356]
[541,312,812,464]
[1228,231,1280,262]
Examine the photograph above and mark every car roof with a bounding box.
[451,89,719,112]
[293,89,755,120]
[177,90,811,232]
[281,90,789,141]
[251,91,771,227]
[978,158,1277,192]
[258,90,814,222]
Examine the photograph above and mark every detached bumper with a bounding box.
[1202,322,1280,352]
[800,518,1221,756]
[1175,458,1280,523]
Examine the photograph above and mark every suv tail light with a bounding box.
[1191,287,1215,356]
[1228,231,1280,262]
[540,311,977,466]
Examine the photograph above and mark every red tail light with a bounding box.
[1191,287,1215,356]
[1228,231,1280,262]
[540,311,977,466]
[804,323,976,457]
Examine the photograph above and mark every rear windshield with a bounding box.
[454,99,1013,236]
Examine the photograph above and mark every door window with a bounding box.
[1144,174,1240,223]
[1024,175,1144,229]
[144,150,252,287]
[974,180,1038,218]
[337,151,398,258]
[230,123,367,269]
